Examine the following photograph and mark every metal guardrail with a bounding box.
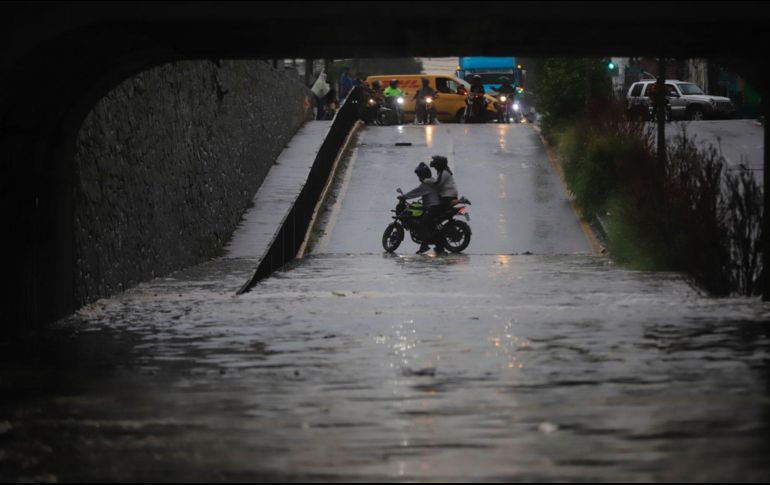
[236,86,364,294]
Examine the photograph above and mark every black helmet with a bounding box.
[421,77,430,87]
[472,74,482,82]
[414,162,431,180]
[429,155,448,171]
[389,79,399,87]
[372,80,381,90]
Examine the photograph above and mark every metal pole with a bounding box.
[760,80,770,301]
[656,58,666,171]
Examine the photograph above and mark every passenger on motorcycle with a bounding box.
[413,77,438,125]
[399,162,445,254]
[425,155,459,210]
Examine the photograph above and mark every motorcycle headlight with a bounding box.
[513,103,520,111]
[426,97,433,104]
[397,97,404,105]
[499,95,507,102]
[368,98,376,106]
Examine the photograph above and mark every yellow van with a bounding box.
[366,73,498,123]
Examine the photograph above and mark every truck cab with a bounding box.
[456,57,524,93]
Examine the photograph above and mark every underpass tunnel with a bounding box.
[1,2,769,337]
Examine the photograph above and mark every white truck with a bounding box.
[626,80,735,121]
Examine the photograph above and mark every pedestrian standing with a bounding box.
[339,66,353,105]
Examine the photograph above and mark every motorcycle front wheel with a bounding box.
[382,222,405,252]
[442,220,472,253]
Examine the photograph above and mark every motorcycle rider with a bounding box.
[496,76,515,95]
[469,74,485,94]
[370,80,383,100]
[413,77,438,125]
[425,155,459,210]
[465,74,487,122]
[399,162,445,254]
[495,76,516,122]
[361,79,384,125]
[384,79,406,125]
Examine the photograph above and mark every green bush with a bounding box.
[536,58,764,296]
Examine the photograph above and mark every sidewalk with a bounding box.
[224,121,332,260]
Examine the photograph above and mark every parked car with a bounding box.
[626,80,735,121]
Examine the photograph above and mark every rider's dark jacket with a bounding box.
[414,86,437,101]
[470,82,485,94]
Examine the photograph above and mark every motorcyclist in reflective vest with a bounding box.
[384,79,406,124]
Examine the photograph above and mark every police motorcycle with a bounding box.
[382,188,472,253]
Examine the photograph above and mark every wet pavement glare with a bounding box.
[2,253,770,482]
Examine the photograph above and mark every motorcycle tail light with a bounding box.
[458,207,466,215]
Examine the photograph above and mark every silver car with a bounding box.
[626,80,735,121]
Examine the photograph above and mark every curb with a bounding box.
[296,120,364,259]
[533,124,608,256]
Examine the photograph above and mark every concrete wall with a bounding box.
[73,60,313,305]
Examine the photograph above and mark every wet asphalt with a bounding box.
[1,124,769,482]
[317,123,590,255]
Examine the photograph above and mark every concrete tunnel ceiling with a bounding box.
[3,1,769,139]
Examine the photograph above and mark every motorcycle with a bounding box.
[495,93,512,123]
[415,93,438,125]
[366,96,397,126]
[463,92,489,123]
[382,189,472,253]
[384,95,405,125]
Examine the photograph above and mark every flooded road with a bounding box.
[2,124,769,481]
[2,254,769,481]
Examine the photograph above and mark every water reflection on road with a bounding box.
[2,254,769,481]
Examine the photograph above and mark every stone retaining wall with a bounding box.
[73,60,313,305]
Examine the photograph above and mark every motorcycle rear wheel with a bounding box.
[382,222,405,252]
[442,220,472,253]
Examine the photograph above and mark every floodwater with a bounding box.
[1,254,769,481]
[2,124,768,481]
